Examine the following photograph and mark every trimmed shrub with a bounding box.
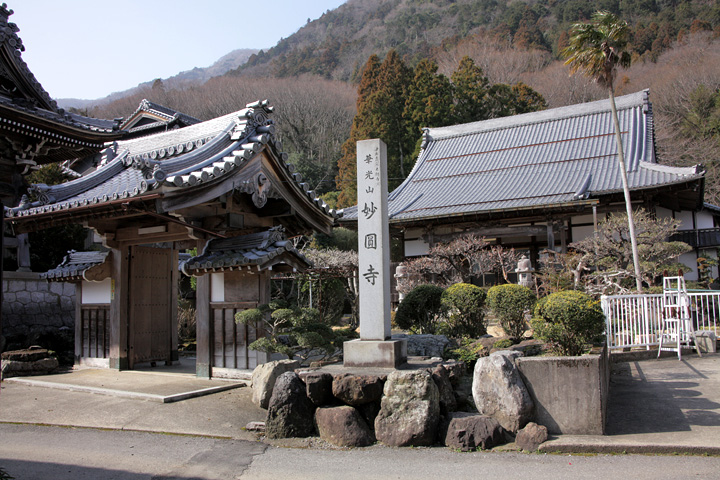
[394,284,446,334]
[441,283,488,337]
[531,290,605,356]
[487,284,536,339]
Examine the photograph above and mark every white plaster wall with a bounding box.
[210,272,225,302]
[675,210,694,230]
[81,278,111,304]
[572,214,595,224]
[679,252,699,281]
[404,239,430,257]
[655,206,673,221]
[571,225,595,243]
[696,210,715,229]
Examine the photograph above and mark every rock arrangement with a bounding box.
[251,352,548,451]
[1,347,59,378]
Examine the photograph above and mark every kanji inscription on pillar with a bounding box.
[357,139,391,341]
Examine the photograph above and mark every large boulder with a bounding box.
[440,412,506,451]
[251,359,300,409]
[516,422,548,451]
[265,372,316,439]
[315,406,375,447]
[392,334,451,358]
[332,374,385,406]
[375,370,439,447]
[431,365,457,415]
[304,372,334,406]
[472,351,533,433]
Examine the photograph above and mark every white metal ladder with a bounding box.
[658,276,701,360]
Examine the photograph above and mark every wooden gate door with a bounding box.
[128,246,172,368]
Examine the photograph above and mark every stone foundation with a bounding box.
[1,272,76,364]
[2,272,75,341]
[343,339,407,368]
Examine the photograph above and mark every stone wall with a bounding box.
[2,271,75,347]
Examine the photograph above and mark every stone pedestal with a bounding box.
[343,339,407,368]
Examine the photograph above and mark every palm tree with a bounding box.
[562,11,643,292]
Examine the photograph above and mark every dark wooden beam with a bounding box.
[424,225,548,243]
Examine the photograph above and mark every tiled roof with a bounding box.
[42,250,110,282]
[341,90,703,223]
[182,227,311,275]
[7,100,341,221]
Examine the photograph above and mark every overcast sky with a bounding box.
[12,0,347,100]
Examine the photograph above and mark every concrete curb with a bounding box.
[539,442,720,456]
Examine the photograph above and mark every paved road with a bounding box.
[2,423,720,480]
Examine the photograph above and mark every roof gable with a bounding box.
[119,99,201,136]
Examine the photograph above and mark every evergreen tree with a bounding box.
[404,58,454,157]
[451,56,492,124]
[336,55,382,208]
[336,51,413,207]
[336,54,547,209]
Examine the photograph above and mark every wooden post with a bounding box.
[547,221,556,251]
[0,212,4,350]
[169,247,179,365]
[109,245,129,370]
[74,283,82,363]
[195,240,211,378]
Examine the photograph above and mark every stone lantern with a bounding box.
[515,255,534,288]
[394,264,408,302]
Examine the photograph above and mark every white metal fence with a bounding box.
[601,291,720,350]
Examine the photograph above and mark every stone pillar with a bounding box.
[344,139,406,368]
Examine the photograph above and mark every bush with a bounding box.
[493,338,514,349]
[235,304,357,364]
[298,277,346,325]
[487,284,536,339]
[531,290,605,356]
[449,337,487,372]
[394,284,446,334]
[441,283,487,337]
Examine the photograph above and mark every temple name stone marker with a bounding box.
[344,139,407,368]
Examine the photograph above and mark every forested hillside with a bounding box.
[89,0,720,207]
[235,0,720,81]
